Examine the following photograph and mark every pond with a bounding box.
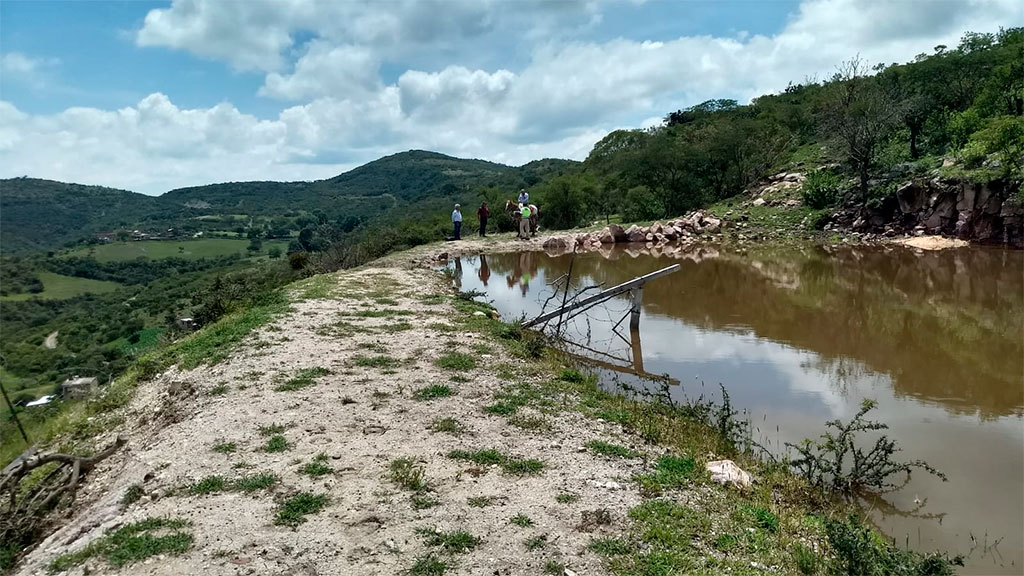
[449,243,1023,575]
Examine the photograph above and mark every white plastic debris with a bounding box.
[705,459,752,488]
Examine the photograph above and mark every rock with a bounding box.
[607,224,628,243]
[752,197,766,207]
[784,199,801,208]
[701,216,722,234]
[942,156,955,167]
[896,181,926,214]
[472,311,486,317]
[597,229,615,244]
[543,237,568,251]
[436,252,449,261]
[706,459,752,488]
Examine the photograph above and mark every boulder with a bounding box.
[955,182,975,212]
[597,228,615,244]
[542,237,568,252]
[626,226,646,243]
[752,197,766,207]
[607,224,628,243]
[702,216,722,234]
[896,181,926,214]
[645,233,654,242]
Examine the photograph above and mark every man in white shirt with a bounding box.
[517,189,529,205]
[451,204,463,240]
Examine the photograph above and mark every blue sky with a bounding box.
[1,0,1020,194]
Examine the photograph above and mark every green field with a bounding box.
[65,238,290,262]
[0,272,122,301]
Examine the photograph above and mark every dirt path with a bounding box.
[17,266,645,576]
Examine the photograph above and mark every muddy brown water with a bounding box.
[449,243,1023,575]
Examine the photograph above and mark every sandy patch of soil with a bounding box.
[895,236,970,250]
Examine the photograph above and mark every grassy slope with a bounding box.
[0,272,122,301]
[63,239,291,263]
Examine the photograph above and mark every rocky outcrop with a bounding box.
[838,178,1022,247]
[542,210,726,256]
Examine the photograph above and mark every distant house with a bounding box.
[61,376,98,399]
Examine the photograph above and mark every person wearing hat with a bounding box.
[517,188,529,205]
[451,204,463,240]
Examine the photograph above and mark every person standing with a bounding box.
[518,203,531,239]
[451,204,463,240]
[477,202,490,237]
[517,188,529,205]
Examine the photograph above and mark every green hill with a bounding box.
[1,152,581,253]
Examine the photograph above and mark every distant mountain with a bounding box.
[0,178,157,252]
[0,151,580,253]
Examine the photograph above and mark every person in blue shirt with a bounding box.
[517,188,529,205]
[451,204,462,240]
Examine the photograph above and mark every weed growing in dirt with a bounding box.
[48,518,193,571]
[353,354,399,369]
[121,484,144,506]
[300,453,333,477]
[234,473,278,492]
[406,554,448,575]
[635,454,697,495]
[467,496,493,508]
[428,417,466,436]
[411,494,441,510]
[436,352,476,371]
[357,342,388,353]
[508,414,553,433]
[258,423,287,436]
[791,542,821,574]
[275,366,330,391]
[586,440,639,459]
[385,321,414,333]
[524,534,548,550]
[413,384,454,401]
[208,383,230,396]
[189,475,228,495]
[262,435,290,453]
[449,374,471,383]
[416,528,482,554]
[390,458,430,492]
[543,560,565,574]
[556,492,579,504]
[212,441,237,454]
[588,538,631,556]
[509,513,534,527]
[352,309,415,318]
[274,493,329,527]
[447,448,545,475]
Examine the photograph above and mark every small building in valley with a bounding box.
[61,376,98,399]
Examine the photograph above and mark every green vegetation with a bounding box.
[300,454,333,477]
[447,448,545,475]
[189,473,279,495]
[65,239,289,263]
[413,384,454,401]
[428,417,466,436]
[121,484,144,507]
[406,555,449,576]
[509,513,534,527]
[586,440,640,459]
[262,435,290,453]
[390,458,430,492]
[435,352,476,371]
[212,441,237,454]
[416,527,482,554]
[353,354,399,368]
[275,366,331,392]
[47,518,193,571]
[0,271,121,301]
[466,496,493,508]
[555,493,579,504]
[273,492,329,527]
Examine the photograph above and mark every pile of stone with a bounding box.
[542,210,724,254]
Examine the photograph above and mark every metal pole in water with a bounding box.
[629,286,643,331]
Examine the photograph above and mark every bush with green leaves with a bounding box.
[786,399,945,495]
[622,185,664,222]
[826,515,962,576]
[801,170,843,209]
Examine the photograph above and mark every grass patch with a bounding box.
[385,321,414,333]
[411,494,441,510]
[352,308,415,318]
[190,473,278,495]
[467,496,493,508]
[435,352,476,371]
[586,440,639,459]
[121,484,144,506]
[556,492,579,504]
[234,473,278,492]
[510,513,534,527]
[635,454,698,495]
[353,354,399,368]
[275,366,330,391]
[208,383,230,396]
[258,423,287,436]
[589,537,631,557]
[189,475,228,495]
[524,534,548,550]
[508,414,553,433]
[413,384,454,401]
[416,528,482,554]
[390,458,430,492]
[447,448,544,475]
[48,518,193,571]
[300,454,333,477]
[543,560,565,574]
[262,435,290,453]
[429,417,466,436]
[273,492,329,527]
[406,554,449,575]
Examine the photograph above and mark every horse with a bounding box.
[505,199,539,237]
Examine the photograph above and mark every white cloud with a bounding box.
[3,0,1021,194]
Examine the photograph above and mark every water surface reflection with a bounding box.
[452,244,1023,575]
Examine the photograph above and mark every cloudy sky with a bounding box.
[1,0,1020,195]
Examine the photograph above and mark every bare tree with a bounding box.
[818,58,905,203]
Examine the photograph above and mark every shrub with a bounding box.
[622,185,664,222]
[826,515,961,576]
[801,169,842,209]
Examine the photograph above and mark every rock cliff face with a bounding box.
[850,178,1022,247]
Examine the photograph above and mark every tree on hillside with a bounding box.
[817,58,904,203]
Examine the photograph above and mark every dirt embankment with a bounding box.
[14,268,647,576]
